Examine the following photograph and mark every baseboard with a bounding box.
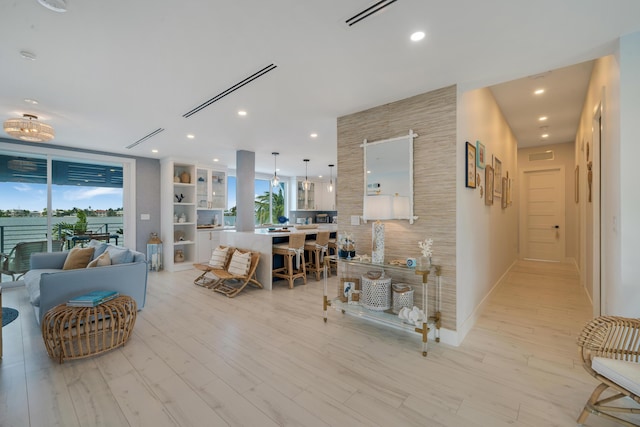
[455,258,518,346]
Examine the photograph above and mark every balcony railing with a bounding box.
[0,222,121,253]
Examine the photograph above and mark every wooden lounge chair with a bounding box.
[577,316,640,426]
[194,249,263,297]
[1,240,64,281]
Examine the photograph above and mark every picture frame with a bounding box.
[575,165,579,203]
[485,165,494,206]
[476,141,486,169]
[494,157,502,197]
[339,277,360,302]
[501,177,508,208]
[465,141,476,188]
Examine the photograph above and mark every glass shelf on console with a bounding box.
[323,257,442,356]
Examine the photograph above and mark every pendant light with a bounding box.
[270,152,280,188]
[3,114,55,142]
[302,159,311,191]
[327,164,334,192]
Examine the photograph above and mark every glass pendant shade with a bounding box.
[328,164,334,192]
[271,152,280,188]
[303,159,311,190]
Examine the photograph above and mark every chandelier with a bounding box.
[271,152,280,188]
[3,114,55,142]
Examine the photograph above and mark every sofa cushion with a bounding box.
[24,268,61,307]
[88,239,109,259]
[105,245,134,265]
[87,251,111,268]
[63,247,95,270]
[227,250,251,276]
[208,246,230,269]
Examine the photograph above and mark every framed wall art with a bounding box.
[501,177,508,208]
[485,165,494,206]
[465,141,476,188]
[476,141,486,169]
[339,278,360,303]
[494,157,502,197]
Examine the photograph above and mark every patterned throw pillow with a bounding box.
[104,245,134,265]
[208,246,230,269]
[87,251,111,268]
[227,250,251,276]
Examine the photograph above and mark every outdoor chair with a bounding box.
[0,240,64,281]
[577,316,640,426]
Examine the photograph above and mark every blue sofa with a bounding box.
[24,243,147,324]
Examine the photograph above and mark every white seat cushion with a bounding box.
[592,357,640,397]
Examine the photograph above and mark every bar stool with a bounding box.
[305,230,330,281]
[273,233,307,288]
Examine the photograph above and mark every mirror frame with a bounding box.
[362,130,417,224]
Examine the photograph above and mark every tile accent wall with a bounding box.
[337,85,457,330]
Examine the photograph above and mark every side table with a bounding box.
[42,295,137,363]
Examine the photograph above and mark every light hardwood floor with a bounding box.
[0,260,633,426]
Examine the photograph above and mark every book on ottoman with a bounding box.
[67,290,119,307]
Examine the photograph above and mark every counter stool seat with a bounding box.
[273,233,307,288]
[305,231,330,281]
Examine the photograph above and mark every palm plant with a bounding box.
[255,187,284,225]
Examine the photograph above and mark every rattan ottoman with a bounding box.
[42,295,137,363]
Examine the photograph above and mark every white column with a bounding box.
[236,150,255,232]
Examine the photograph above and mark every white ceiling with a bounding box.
[1,1,639,179]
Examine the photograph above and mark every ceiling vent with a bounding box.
[345,0,397,27]
[183,64,277,118]
[126,128,165,149]
[528,150,554,161]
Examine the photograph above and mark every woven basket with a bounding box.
[361,276,392,311]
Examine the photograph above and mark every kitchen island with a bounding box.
[218,224,337,290]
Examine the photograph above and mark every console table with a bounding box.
[323,258,441,356]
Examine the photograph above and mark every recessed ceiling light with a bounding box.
[276,168,280,172]
[318,175,323,178]
[541,134,549,138]
[367,170,371,174]
[534,89,545,95]
[539,116,548,121]
[23,98,39,105]
[213,158,219,162]
[187,134,195,139]
[238,110,247,116]
[20,51,37,60]
[37,0,67,12]
[310,133,318,138]
[410,31,425,42]
[152,149,158,153]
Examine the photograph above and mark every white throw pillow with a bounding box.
[227,250,251,276]
[208,246,230,269]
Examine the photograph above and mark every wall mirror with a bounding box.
[362,130,417,223]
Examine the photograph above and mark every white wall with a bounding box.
[518,142,578,262]
[617,32,640,316]
[457,87,519,340]
[574,53,620,310]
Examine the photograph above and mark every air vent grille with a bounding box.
[345,0,397,27]
[126,128,165,149]
[183,64,277,118]
[528,151,554,161]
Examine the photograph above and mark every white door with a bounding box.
[520,168,565,262]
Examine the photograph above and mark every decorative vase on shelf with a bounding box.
[173,174,180,183]
[174,250,185,263]
[417,256,432,271]
[180,171,191,183]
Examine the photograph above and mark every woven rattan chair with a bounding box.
[577,316,640,426]
[1,240,64,281]
[213,250,263,298]
[273,233,306,288]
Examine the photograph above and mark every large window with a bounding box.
[226,176,286,225]
[0,146,134,260]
